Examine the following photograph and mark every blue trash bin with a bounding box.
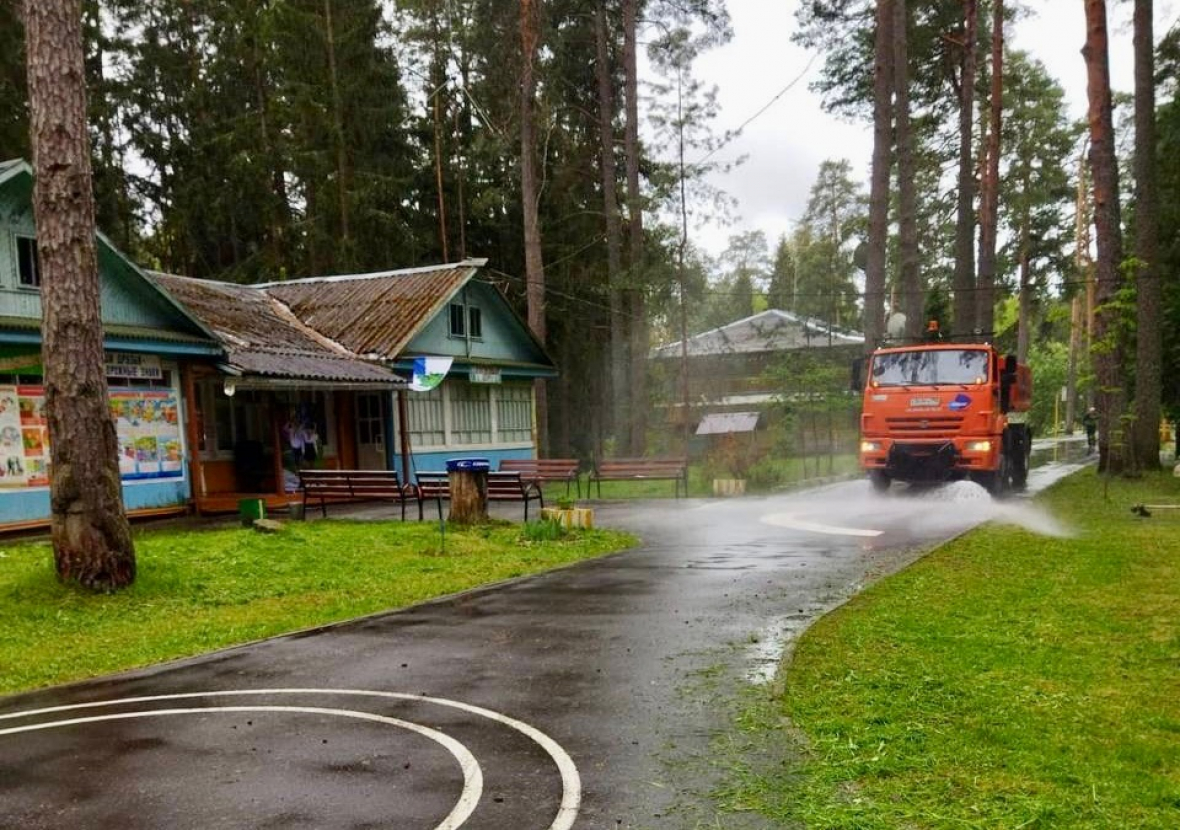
[445,458,490,472]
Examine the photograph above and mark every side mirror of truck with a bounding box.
[850,358,864,392]
[1004,354,1017,375]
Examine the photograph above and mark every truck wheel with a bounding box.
[869,471,891,493]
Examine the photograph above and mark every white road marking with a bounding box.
[0,688,581,830]
[760,512,883,537]
[0,704,480,830]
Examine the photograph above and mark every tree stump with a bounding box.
[448,468,488,523]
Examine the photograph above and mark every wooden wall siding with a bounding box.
[406,281,551,369]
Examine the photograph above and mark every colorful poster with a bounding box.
[0,386,24,488]
[0,384,184,488]
[109,388,183,481]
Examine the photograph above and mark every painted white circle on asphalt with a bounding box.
[0,688,581,830]
[760,512,883,537]
[0,704,482,830]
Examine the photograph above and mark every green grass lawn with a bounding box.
[721,468,1180,829]
[0,518,634,696]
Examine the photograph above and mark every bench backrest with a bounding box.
[595,457,687,475]
[414,471,450,498]
[300,469,405,498]
[487,471,526,498]
[499,458,579,479]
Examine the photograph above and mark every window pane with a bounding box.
[468,306,482,339]
[451,382,490,444]
[17,237,40,287]
[497,384,533,443]
[449,303,465,336]
[407,386,445,446]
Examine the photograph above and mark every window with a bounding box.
[16,236,40,288]
[449,302,483,340]
[451,382,491,444]
[449,303,465,337]
[406,386,445,446]
[497,384,533,443]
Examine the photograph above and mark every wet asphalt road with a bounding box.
[0,456,1088,830]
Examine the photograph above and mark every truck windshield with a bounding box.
[870,349,989,386]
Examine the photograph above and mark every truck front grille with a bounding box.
[884,415,965,438]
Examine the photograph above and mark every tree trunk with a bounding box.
[952,0,978,336]
[892,0,921,341]
[448,468,488,524]
[977,0,1003,337]
[1132,0,1161,469]
[1016,211,1031,363]
[520,0,548,454]
[25,0,135,590]
[323,0,351,260]
[1066,294,1081,431]
[623,0,647,455]
[864,0,894,355]
[1083,0,1128,474]
[595,0,629,452]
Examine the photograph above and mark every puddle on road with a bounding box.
[746,474,1078,683]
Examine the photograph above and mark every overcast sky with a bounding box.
[681,0,1179,258]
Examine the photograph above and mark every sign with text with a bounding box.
[104,352,163,381]
[469,367,502,384]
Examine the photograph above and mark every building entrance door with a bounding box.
[356,393,386,470]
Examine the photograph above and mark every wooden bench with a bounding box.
[413,470,545,520]
[498,458,582,497]
[589,457,689,498]
[298,469,413,519]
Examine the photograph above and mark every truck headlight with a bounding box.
[860,441,882,453]
[965,440,992,453]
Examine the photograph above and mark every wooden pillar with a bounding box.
[398,389,412,481]
[271,405,284,499]
[180,363,205,514]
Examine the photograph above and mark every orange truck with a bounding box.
[855,341,1032,495]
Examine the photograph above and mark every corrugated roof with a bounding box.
[651,309,864,358]
[263,260,481,358]
[696,411,761,435]
[149,272,403,385]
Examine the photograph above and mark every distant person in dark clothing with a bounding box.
[1082,407,1098,452]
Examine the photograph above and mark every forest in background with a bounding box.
[3,0,1179,467]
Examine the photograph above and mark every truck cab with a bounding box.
[856,343,1031,494]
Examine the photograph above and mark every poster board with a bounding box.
[0,385,183,488]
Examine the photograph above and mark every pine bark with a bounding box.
[892,0,922,341]
[1083,0,1127,474]
[1132,0,1161,469]
[976,0,1003,338]
[864,0,894,354]
[595,1,629,452]
[520,0,548,453]
[623,0,646,454]
[448,469,488,524]
[25,0,135,590]
[952,0,978,336]
[323,0,351,255]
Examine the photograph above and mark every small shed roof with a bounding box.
[696,411,761,435]
[651,309,864,359]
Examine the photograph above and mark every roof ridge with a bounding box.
[254,258,488,288]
